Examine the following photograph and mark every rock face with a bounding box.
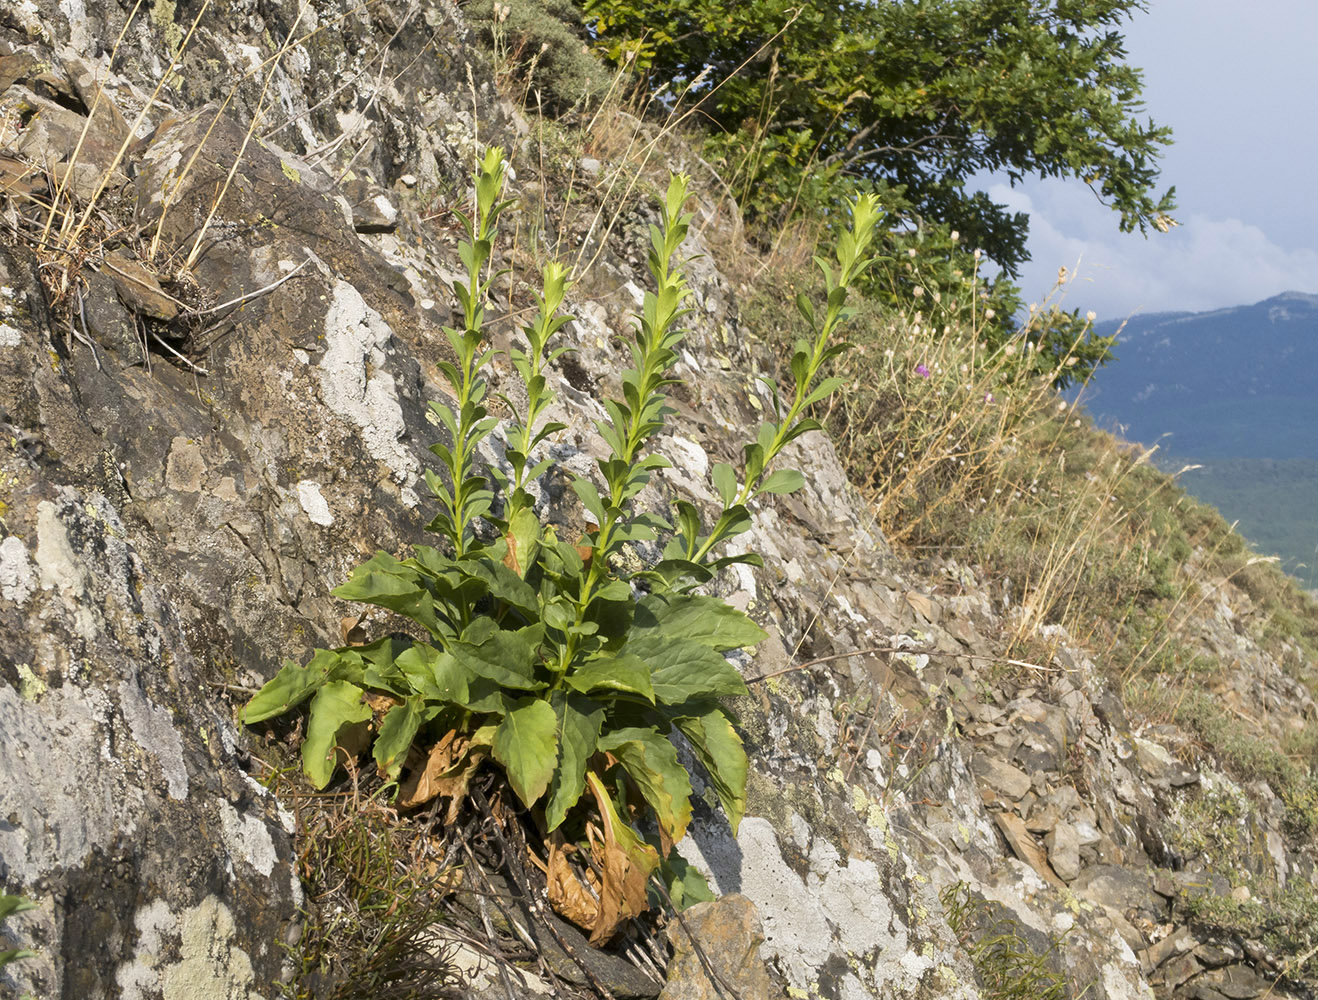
[0,3,1314,1000]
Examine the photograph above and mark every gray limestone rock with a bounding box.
[1044,822,1082,882]
[972,754,1034,801]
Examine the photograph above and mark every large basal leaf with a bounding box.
[583,771,661,945]
[373,695,425,780]
[633,593,768,651]
[395,643,471,706]
[564,653,655,704]
[544,691,605,831]
[597,727,693,852]
[627,634,749,704]
[302,681,372,789]
[492,696,559,808]
[452,624,546,692]
[243,648,348,724]
[458,554,538,616]
[673,708,748,835]
[332,554,443,637]
[359,637,410,696]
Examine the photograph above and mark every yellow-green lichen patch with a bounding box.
[17,663,45,702]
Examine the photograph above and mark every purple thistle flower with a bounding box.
[915,363,931,378]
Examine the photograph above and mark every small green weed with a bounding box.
[1179,878,1318,982]
[246,150,880,941]
[940,881,1069,1000]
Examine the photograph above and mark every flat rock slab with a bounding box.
[660,894,779,1000]
[973,754,1033,801]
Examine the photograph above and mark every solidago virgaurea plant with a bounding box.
[244,148,881,940]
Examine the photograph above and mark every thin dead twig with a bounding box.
[181,254,313,319]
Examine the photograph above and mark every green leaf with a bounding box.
[302,681,372,789]
[757,468,805,496]
[634,594,768,651]
[598,727,693,847]
[452,624,546,691]
[544,691,605,831]
[374,696,424,780]
[243,648,342,724]
[660,851,716,911]
[457,555,537,615]
[0,894,35,921]
[565,652,655,703]
[333,555,443,637]
[395,643,471,705]
[710,462,737,506]
[629,634,749,704]
[673,708,748,834]
[492,696,559,807]
[571,477,606,524]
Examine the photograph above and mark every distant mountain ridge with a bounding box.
[1075,291,1318,585]
[1078,291,1318,459]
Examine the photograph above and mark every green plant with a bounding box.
[940,881,1069,1000]
[278,776,464,1000]
[0,893,36,968]
[245,149,880,941]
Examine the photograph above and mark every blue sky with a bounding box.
[990,0,1318,322]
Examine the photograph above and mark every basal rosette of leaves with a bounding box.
[245,149,880,941]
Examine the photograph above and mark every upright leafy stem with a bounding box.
[666,194,883,574]
[501,261,573,523]
[426,147,514,561]
[556,174,694,672]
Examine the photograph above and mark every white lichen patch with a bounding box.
[0,534,36,604]
[36,500,95,638]
[296,480,334,526]
[372,195,398,225]
[119,679,189,800]
[0,321,21,346]
[218,800,278,877]
[0,684,144,882]
[118,895,266,1000]
[317,281,418,485]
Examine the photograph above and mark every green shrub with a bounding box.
[466,0,612,111]
[245,150,880,940]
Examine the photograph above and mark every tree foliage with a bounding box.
[583,0,1175,279]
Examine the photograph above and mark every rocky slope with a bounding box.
[0,3,1314,999]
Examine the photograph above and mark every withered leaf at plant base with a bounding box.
[584,771,660,945]
[545,834,601,933]
[399,730,487,814]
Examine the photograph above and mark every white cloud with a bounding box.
[991,179,1318,322]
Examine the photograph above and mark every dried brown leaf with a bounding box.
[545,835,601,932]
[583,772,660,944]
[398,731,485,813]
